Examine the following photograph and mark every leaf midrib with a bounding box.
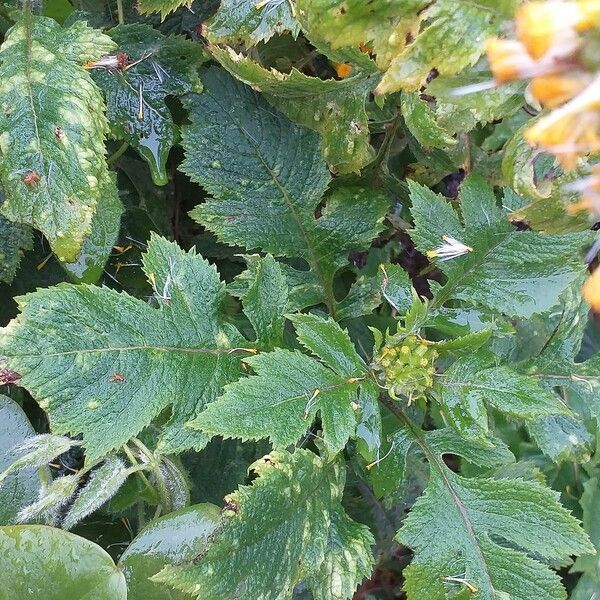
[9,345,249,358]
[384,397,495,594]
[204,88,336,316]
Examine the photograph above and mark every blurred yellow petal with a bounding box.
[530,74,590,108]
[583,267,600,311]
[526,75,600,168]
[578,0,600,28]
[517,1,587,59]
[486,39,538,83]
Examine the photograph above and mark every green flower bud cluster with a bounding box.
[372,335,438,403]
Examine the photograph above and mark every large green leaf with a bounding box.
[119,503,221,600]
[0,14,117,262]
[154,449,374,600]
[0,234,249,462]
[409,174,592,317]
[0,395,45,525]
[184,67,388,317]
[191,315,368,454]
[402,469,592,600]
[210,46,375,173]
[0,215,32,284]
[206,0,300,47]
[296,0,513,94]
[0,525,127,599]
[92,24,205,185]
[378,408,593,600]
[437,357,570,442]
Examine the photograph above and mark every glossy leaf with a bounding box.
[59,170,122,284]
[0,14,117,262]
[154,449,374,600]
[0,525,126,599]
[296,0,512,95]
[92,24,205,185]
[119,503,221,600]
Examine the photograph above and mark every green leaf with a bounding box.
[370,425,514,499]
[288,312,365,378]
[296,0,513,95]
[190,348,363,454]
[0,525,126,599]
[571,477,600,581]
[515,285,600,461]
[241,254,288,350]
[526,415,592,464]
[295,0,424,77]
[119,503,221,600]
[437,358,571,441]
[385,413,593,600]
[427,74,525,133]
[0,215,32,284]
[92,24,205,185]
[0,395,44,525]
[380,263,412,313]
[184,67,388,317]
[206,0,300,47]
[18,474,80,524]
[0,234,248,462]
[409,173,592,317]
[210,46,375,173]
[0,15,118,262]
[62,456,131,530]
[508,170,592,234]
[154,449,374,600]
[0,434,77,487]
[401,92,455,149]
[501,120,555,203]
[59,170,123,284]
[137,0,193,20]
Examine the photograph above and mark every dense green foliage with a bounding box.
[1,1,600,599]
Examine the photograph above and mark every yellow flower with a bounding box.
[583,266,600,311]
[516,1,600,59]
[486,39,539,83]
[525,75,600,169]
[530,74,590,108]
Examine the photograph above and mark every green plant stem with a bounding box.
[122,443,153,491]
[107,141,129,165]
[116,0,125,24]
